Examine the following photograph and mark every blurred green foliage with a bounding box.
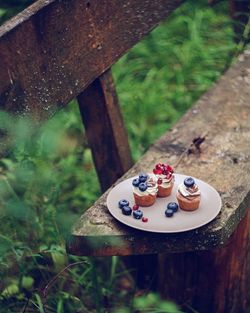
[116,292,183,313]
[113,0,236,159]
[0,0,242,312]
[0,0,34,25]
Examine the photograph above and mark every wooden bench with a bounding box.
[0,1,250,312]
[68,51,250,312]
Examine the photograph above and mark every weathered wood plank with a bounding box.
[67,49,250,256]
[77,69,133,192]
[158,207,250,313]
[0,0,182,120]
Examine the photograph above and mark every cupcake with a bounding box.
[153,163,174,197]
[132,173,158,207]
[177,177,201,211]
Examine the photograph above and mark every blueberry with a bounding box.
[139,173,148,182]
[139,182,148,192]
[118,199,129,209]
[165,208,174,217]
[184,177,195,188]
[167,202,179,213]
[133,210,143,219]
[122,206,132,216]
[132,178,140,187]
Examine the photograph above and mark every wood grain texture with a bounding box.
[158,207,250,313]
[0,0,182,120]
[77,69,133,192]
[67,49,250,256]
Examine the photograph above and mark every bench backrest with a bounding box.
[0,0,182,190]
[0,0,182,117]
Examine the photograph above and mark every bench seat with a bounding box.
[67,49,250,257]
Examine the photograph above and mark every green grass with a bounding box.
[0,0,240,312]
[113,0,235,159]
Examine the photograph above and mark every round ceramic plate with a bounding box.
[106,173,222,233]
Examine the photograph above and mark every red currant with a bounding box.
[166,173,172,180]
[156,164,163,170]
[142,217,148,223]
[153,168,162,175]
[166,165,173,173]
[133,204,139,211]
[157,178,162,185]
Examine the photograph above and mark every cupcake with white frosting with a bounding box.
[132,173,158,207]
[153,163,174,197]
[177,177,201,211]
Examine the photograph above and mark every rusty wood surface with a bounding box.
[67,49,250,256]
[158,206,250,313]
[0,0,182,120]
[77,69,133,192]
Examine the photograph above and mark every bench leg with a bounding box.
[123,254,158,291]
[158,208,250,313]
[77,69,133,192]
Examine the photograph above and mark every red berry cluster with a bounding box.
[153,163,174,179]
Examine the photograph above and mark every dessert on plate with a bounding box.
[153,163,174,197]
[176,177,201,211]
[132,173,158,207]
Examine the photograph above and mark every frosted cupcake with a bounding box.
[153,163,174,197]
[132,173,158,207]
[177,177,201,211]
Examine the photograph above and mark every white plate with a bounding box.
[107,174,222,233]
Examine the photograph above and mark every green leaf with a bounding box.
[1,283,19,297]
[21,276,34,290]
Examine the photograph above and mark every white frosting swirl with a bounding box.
[178,183,201,198]
[133,174,158,196]
[156,173,174,188]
